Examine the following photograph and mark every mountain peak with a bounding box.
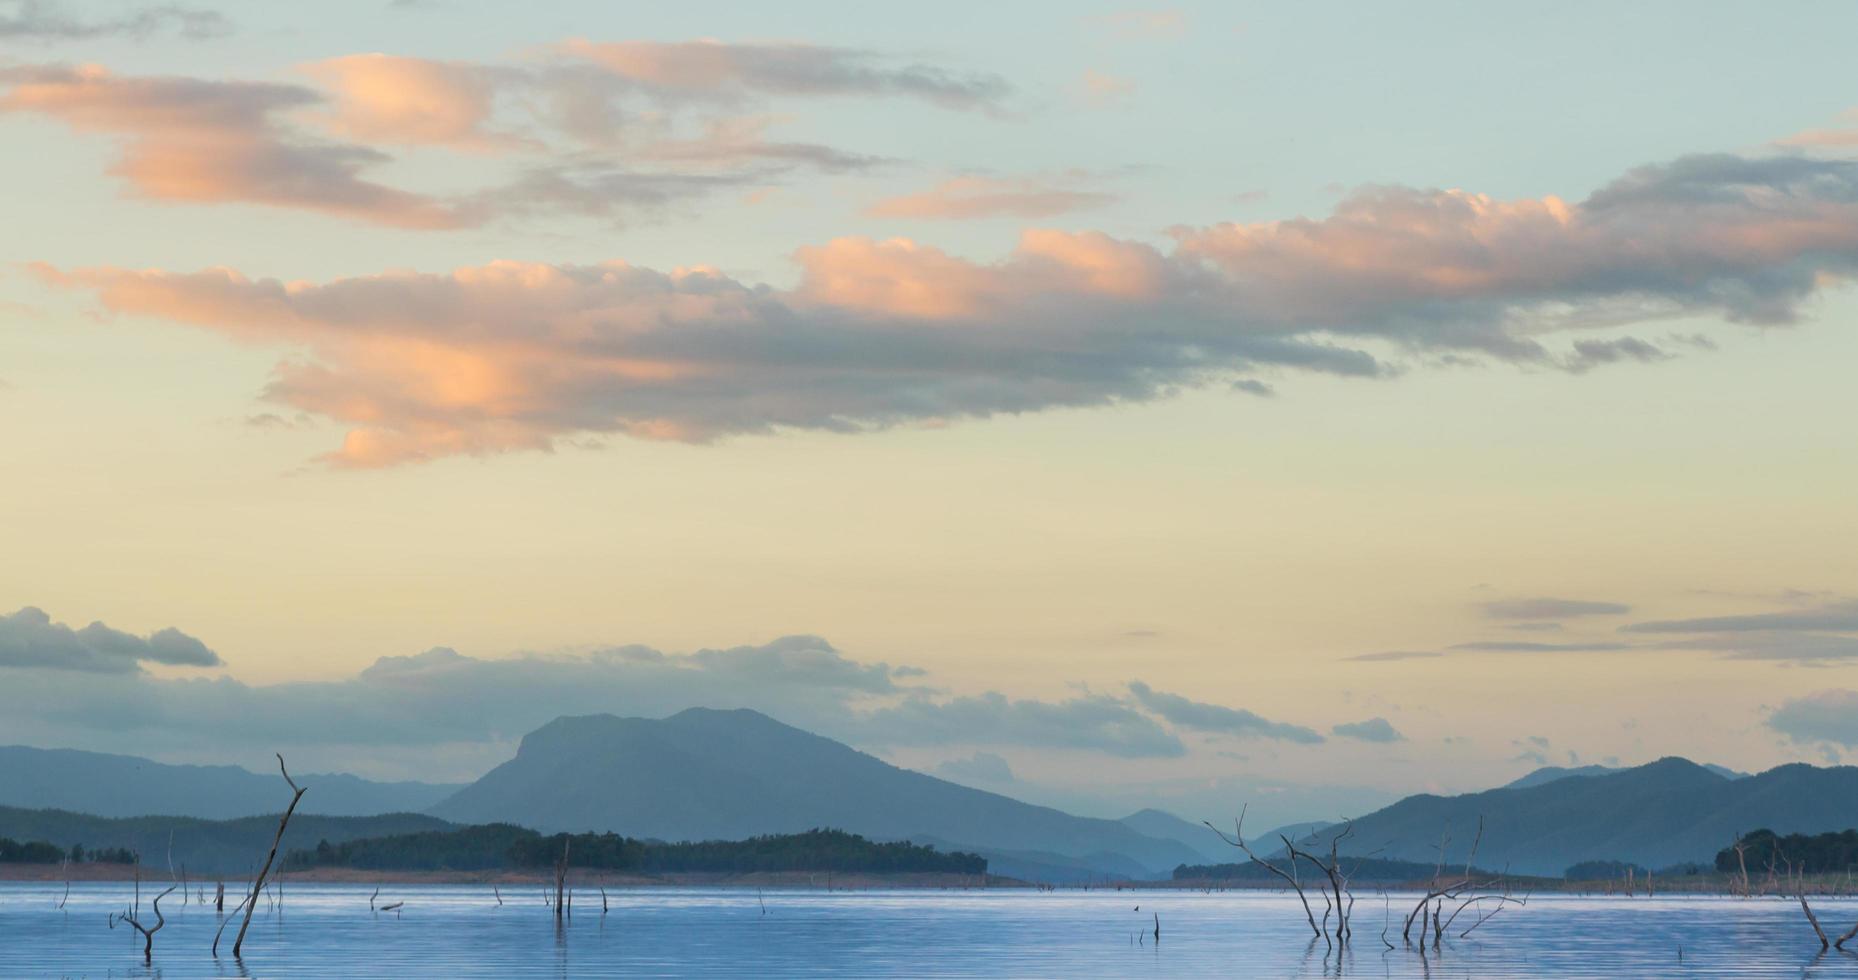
[433,709,1203,878]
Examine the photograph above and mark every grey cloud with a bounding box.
[1230,379,1275,397]
[0,1,229,40]
[1331,717,1404,743]
[1767,690,1858,747]
[1126,681,1325,744]
[855,692,1186,758]
[1450,641,1634,653]
[1622,600,1858,634]
[1343,650,1442,662]
[1505,622,1563,632]
[1563,337,1672,373]
[1647,631,1858,662]
[559,40,1012,112]
[1481,598,1631,619]
[0,606,221,673]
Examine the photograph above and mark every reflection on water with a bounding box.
[3,882,1857,978]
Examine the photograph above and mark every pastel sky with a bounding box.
[3,0,1857,827]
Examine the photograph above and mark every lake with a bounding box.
[4,882,1857,977]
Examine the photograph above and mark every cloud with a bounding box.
[866,175,1115,220]
[1777,108,1858,149]
[1127,680,1324,743]
[301,54,514,151]
[1563,336,1673,373]
[1622,600,1858,634]
[934,751,1015,785]
[1767,690,1858,747]
[0,64,468,228]
[1076,70,1136,108]
[1647,632,1858,662]
[1089,9,1188,40]
[1342,650,1442,662]
[1480,597,1631,619]
[1449,641,1633,653]
[39,151,1858,465]
[1331,717,1404,743]
[635,115,886,173]
[555,39,1011,112]
[1,46,985,229]
[856,692,1186,758]
[0,605,221,673]
[0,1,229,41]
[0,624,1207,777]
[1229,378,1274,397]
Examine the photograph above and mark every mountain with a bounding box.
[1503,764,1621,789]
[1117,808,1337,864]
[430,708,1202,877]
[1319,757,1858,875]
[0,745,464,819]
[1119,809,1230,862]
[1506,762,1749,790]
[0,805,452,875]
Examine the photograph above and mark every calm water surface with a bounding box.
[4,882,1858,978]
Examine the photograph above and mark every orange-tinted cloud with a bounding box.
[0,64,468,228]
[866,175,1116,220]
[40,153,1858,466]
[556,39,1011,111]
[302,54,514,151]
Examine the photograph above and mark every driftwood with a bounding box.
[118,885,177,962]
[223,754,307,958]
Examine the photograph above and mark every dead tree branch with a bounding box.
[1205,805,1321,940]
[227,753,307,959]
[119,885,177,962]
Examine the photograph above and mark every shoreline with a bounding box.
[0,863,1023,889]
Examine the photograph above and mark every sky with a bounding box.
[2,0,1857,828]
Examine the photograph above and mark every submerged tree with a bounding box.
[214,754,307,958]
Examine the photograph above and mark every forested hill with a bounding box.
[0,806,450,875]
[287,825,987,875]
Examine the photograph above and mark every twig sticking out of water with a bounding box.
[119,885,177,962]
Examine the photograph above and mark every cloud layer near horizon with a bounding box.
[0,611,1343,778]
[37,152,1858,465]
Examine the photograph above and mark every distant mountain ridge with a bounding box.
[1317,757,1854,875]
[0,745,463,819]
[430,708,1202,877]
[1505,762,1748,789]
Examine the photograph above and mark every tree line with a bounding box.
[1718,829,1858,875]
[286,825,987,875]
[0,837,136,864]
